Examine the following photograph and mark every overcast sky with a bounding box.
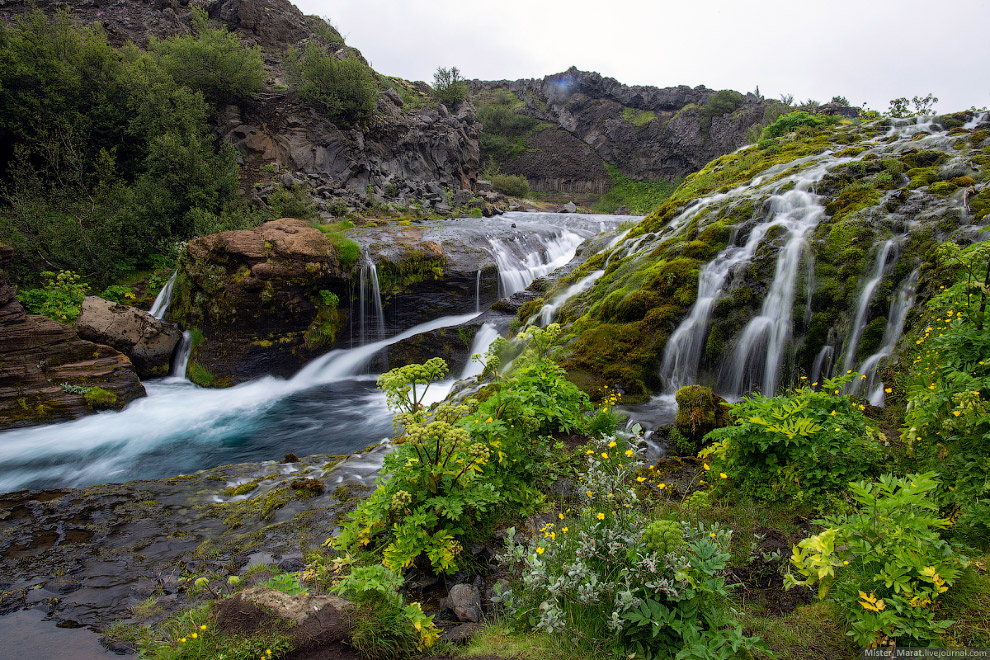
[292,0,989,114]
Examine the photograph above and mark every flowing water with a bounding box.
[536,270,605,326]
[1,213,627,493]
[148,270,177,320]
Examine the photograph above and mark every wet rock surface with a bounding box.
[0,450,381,632]
[0,246,146,429]
[76,296,182,378]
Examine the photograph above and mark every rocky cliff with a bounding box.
[0,247,146,428]
[470,68,780,192]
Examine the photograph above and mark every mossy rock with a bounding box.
[673,385,730,446]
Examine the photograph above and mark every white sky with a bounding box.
[292,0,990,114]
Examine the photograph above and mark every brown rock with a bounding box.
[216,587,354,652]
[0,248,145,429]
[76,297,182,378]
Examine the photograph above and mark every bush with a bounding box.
[786,472,964,647]
[16,270,89,323]
[760,111,840,140]
[701,373,884,506]
[149,8,264,106]
[490,173,530,198]
[286,43,377,128]
[432,66,467,108]
[494,435,770,659]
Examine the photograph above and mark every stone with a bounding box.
[440,623,483,644]
[76,297,182,378]
[613,205,630,215]
[439,583,482,623]
[556,201,578,213]
[0,246,145,429]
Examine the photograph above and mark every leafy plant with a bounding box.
[701,374,884,505]
[785,472,965,647]
[886,93,939,118]
[16,270,89,322]
[258,572,308,595]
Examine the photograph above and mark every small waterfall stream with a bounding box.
[149,271,177,320]
[356,257,386,345]
[536,270,605,326]
[840,240,896,373]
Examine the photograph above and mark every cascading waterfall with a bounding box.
[356,256,386,345]
[459,322,502,380]
[488,230,586,296]
[840,240,896,373]
[810,345,834,385]
[170,330,193,379]
[719,176,832,398]
[851,269,920,404]
[536,270,605,326]
[149,271,177,320]
[475,269,482,312]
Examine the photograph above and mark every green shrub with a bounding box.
[257,572,307,595]
[700,89,743,135]
[149,8,263,106]
[285,43,377,128]
[490,173,530,197]
[432,65,467,108]
[265,183,317,219]
[903,242,990,546]
[17,270,89,323]
[494,435,770,659]
[761,111,839,140]
[100,284,135,305]
[701,373,884,506]
[786,472,964,647]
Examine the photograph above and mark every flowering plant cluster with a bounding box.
[494,435,769,659]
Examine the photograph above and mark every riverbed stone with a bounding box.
[439,583,482,623]
[76,296,182,378]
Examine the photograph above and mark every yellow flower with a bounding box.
[200,625,207,630]
[703,463,710,471]
[180,638,187,643]
[586,449,594,455]
[710,532,716,538]
[625,449,634,457]
[719,473,727,479]
[486,416,493,423]
[843,560,849,565]
[608,441,617,448]
[559,513,565,519]
[830,410,837,416]
[597,512,605,520]
[562,527,569,533]
[191,633,197,639]
[601,452,609,459]
[658,483,666,490]
[953,411,961,417]
[929,384,935,390]
[536,547,545,555]
[636,476,646,482]
[587,490,593,497]
[885,387,892,393]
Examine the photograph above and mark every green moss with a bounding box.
[930,181,960,196]
[225,482,259,497]
[824,183,882,222]
[674,385,730,447]
[84,387,118,409]
[188,360,217,387]
[218,486,292,528]
[621,107,656,127]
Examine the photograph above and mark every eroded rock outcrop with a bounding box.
[76,297,182,378]
[0,247,145,429]
[470,68,776,190]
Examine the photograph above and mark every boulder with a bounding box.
[613,205,631,215]
[76,297,182,378]
[0,246,145,429]
[439,583,482,623]
[556,201,578,214]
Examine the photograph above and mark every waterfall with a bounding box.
[851,269,920,404]
[719,179,830,398]
[149,271,177,320]
[475,269,482,313]
[810,345,834,385]
[840,240,896,373]
[460,322,501,379]
[170,330,193,379]
[488,230,586,297]
[356,257,386,345]
[659,222,771,391]
[536,270,605,326]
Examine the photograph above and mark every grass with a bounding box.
[621,107,656,127]
[458,621,606,660]
[738,601,855,660]
[593,164,678,215]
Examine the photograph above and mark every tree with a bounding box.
[286,43,377,128]
[432,66,467,108]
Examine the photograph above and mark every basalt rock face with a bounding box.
[76,297,182,378]
[0,247,145,429]
[470,67,775,190]
[170,217,504,384]
[170,218,351,384]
